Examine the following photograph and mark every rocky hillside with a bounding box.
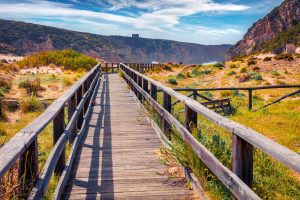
[0,19,230,64]
[227,0,300,59]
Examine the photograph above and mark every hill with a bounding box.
[0,19,231,64]
[227,0,300,59]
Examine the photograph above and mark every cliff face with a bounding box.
[0,19,231,64]
[227,0,300,59]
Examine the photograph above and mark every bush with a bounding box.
[229,64,238,68]
[252,66,260,71]
[250,72,263,81]
[163,64,173,71]
[274,54,294,61]
[247,60,256,66]
[213,63,225,69]
[240,67,247,73]
[272,70,280,76]
[192,69,211,76]
[1,59,8,64]
[19,77,45,95]
[220,90,233,97]
[186,72,191,78]
[168,78,178,85]
[176,73,185,80]
[227,71,236,76]
[0,75,12,89]
[20,95,42,113]
[17,49,97,71]
[238,74,251,83]
[263,57,272,61]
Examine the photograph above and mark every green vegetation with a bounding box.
[227,70,236,76]
[19,77,45,95]
[274,54,294,61]
[247,60,257,66]
[176,73,186,80]
[17,49,97,70]
[240,67,247,73]
[168,78,178,85]
[191,68,211,76]
[19,95,42,113]
[263,57,272,62]
[257,24,300,53]
[213,63,225,69]
[250,72,263,81]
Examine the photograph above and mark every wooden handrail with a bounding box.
[119,63,300,199]
[172,85,300,91]
[0,64,101,198]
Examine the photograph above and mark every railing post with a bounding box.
[18,139,38,198]
[184,105,197,132]
[163,92,171,139]
[105,63,108,73]
[248,89,253,110]
[68,94,77,145]
[150,83,157,101]
[193,91,197,100]
[143,78,149,94]
[77,85,83,129]
[83,80,89,114]
[53,108,65,175]
[137,75,143,101]
[232,134,253,188]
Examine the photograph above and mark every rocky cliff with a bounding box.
[227,0,300,59]
[0,19,231,64]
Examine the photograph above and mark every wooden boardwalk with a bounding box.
[63,74,194,199]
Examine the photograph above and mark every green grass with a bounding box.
[17,49,97,71]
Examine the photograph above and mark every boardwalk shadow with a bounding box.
[70,74,114,200]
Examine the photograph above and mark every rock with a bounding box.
[227,0,300,59]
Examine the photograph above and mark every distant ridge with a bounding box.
[0,19,231,64]
[227,0,300,59]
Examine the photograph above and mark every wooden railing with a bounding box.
[119,63,300,199]
[0,64,101,199]
[172,85,300,110]
[101,62,162,73]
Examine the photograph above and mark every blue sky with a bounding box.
[0,0,283,45]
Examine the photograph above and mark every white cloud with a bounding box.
[0,0,248,44]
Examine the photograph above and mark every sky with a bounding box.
[0,0,283,45]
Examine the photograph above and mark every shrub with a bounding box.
[229,64,238,68]
[186,72,191,78]
[163,64,173,71]
[0,99,7,121]
[0,75,12,89]
[168,78,178,85]
[19,77,45,95]
[240,67,247,73]
[238,74,251,83]
[17,49,97,71]
[176,73,185,80]
[272,70,280,76]
[250,72,263,81]
[220,90,233,97]
[263,57,272,61]
[274,54,294,61]
[252,66,260,71]
[213,62,225,69]
[20,95,42,113]
[227,71,236,76]
[247,60,256,66]
[0,128,6,136]
[192,69,211,76]
[1,59,8,64]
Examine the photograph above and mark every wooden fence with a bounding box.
[101,62,162,73]
[119,63,300,200]
[172,85,300,110]
[0,64,101,199]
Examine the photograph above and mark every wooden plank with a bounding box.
[120,66,260,199]
[61,74,193,200]
[120,63,300,174]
